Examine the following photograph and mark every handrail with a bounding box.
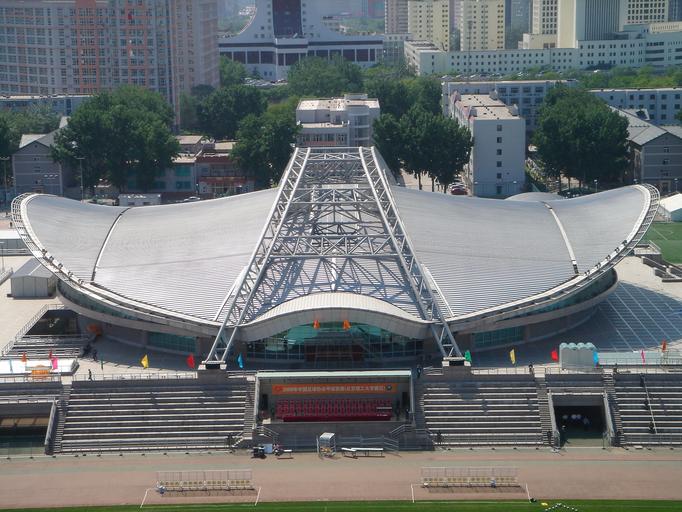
[71,371,197,382]
[44,399,58,454]
[641,375,658,434]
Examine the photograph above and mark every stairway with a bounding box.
[535,376,553,445]
[59,378,254,453]
[52,383,72,454]
[240,375,256,445]
[602,371,623,446]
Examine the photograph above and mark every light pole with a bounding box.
[0,241,5,273]
[675,178,679,193]
[594,179,599,193]
[0,156,10,208]
[76,156,85,201]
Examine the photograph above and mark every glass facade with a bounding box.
[148,332,196,353]
[245,322,422,363]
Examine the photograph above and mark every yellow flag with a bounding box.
[140,354,149,369]
[509,349,516,365]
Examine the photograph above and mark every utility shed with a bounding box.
[11,259,57,298]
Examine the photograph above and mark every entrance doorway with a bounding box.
[554,404,605,447]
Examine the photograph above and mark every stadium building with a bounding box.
[12,147,659,368]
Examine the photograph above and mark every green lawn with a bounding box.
[643,222,682,264]
[2,501,682,512]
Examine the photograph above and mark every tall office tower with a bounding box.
[625,0,669,24]
[459,0,506,51]
[386,0,409,33]
[510,0,531,32]
[0,0,219,119]
[671,0,682,20]
[532,0,558,34]
[408,0,451,50]
[557,0,625,48]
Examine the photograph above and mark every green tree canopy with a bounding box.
[52,86,179,193]
[0,105,60,155]
[232,98,299,189]
[0,116,12,158]
[197,85,266,140]
[534,86,629,185]
[287,57,363,97]
[220,57,247,87]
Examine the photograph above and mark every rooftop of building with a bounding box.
[612,106,677,145]
[0,94,91,101]
[176,135,205,145]
[297,94,380,112]
[456,94,520,120]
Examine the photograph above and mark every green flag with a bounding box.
[464,350,472,363]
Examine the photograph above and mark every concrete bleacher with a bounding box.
[614,372,682,445]
[421,375,544,446]
[3,335,90,359]
[0,380,62,404]
[59,378,252,453]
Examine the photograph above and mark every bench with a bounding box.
[341,447,384,458]
[276,449,293,459]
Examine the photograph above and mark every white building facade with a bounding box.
[408,0,451,50]
[406,22,682,75]
[218,0,383,81]
[296,94,381,148]
[450,92,526,197]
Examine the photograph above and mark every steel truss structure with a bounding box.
[206,147,462,364]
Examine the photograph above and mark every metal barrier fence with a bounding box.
[421,466,519,488]
[157,469,253,492]
[71,371,197,382]
[624,433,682,446]
[62,436,243,454]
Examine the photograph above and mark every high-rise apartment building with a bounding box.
[385,0,409,33]
[557,0,625,48]
[459,0,506,51]
[408,0,451,50]
[532,0,558,34]
[625,0,669,24]
[671,0,682,20]
[0,0,219,121]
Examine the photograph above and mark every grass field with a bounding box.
[2,501,682,512]
[643,222,682,263]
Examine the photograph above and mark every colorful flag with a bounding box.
[140,354,149,369]
[51,356,58,371]
[186,354,195,369]
[509,349,516,365]
[342,319,351,330]
[313,319,320,329]
[237,353,244,369]
[48,349,53,360]
[550,349,559,362]
[464,350,472,363]
[21,352,27,363]
[662,340,668,352]
[593,351,599,366]
[640,350,646,364]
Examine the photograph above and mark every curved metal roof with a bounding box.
[12,147,659,358]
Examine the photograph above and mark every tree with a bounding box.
[534,86,629,186]
[0,116,11,158]
[372,114,404,176]
[287,57,363,97]
[52,86,179,193]
[197,85,266,140]
[232,99,299,189]
[0,105,60,155]
[220,57,247,87]
[428,116,473,192]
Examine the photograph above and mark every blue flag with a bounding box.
[237,353,244,369]
[593,351,599,366]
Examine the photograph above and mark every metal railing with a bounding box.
[0,374,61,384]
[71,371,197,382]
[624,433,682,446]
[44,399,58,454]
[0,267,12,286]
[2,305,68,357]
[62,436,244,454]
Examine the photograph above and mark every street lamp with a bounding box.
[75,156,85,201]
[0,156,10,207]
[594,179,599,193]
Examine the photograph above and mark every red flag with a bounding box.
[662,340,668,352]
[186,354,195,369]
[550,349,559,362]
[641,350,646,364]
[21,352,27,363]
[51,356,58,371]
[313,319,320,329]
